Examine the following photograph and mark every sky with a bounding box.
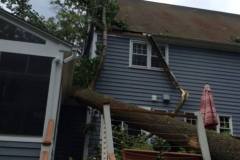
[30,0,240,18]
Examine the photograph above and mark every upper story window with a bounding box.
[132,41,148,66]
[130,40,168,69]
[217,115,233,135]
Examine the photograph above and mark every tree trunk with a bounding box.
[74,88,240,160]
[90,3,107,89]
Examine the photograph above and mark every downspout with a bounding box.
[63,46,83,64]
[147,35,189,113]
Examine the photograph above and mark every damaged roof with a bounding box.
[116,0,240,46]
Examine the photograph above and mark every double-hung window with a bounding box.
[130,40,168,69]
[217,115,233,135]
[184,112,197,125]
[131,41,148,67]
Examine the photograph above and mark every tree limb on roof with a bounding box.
[148,36,189,113]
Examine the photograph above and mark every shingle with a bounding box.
[116,0,240,46]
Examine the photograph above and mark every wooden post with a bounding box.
[101,115,108,160]
[40,151,49,160]
[196,112,211,160]
[43,119,54,145]
[103,104,116,160]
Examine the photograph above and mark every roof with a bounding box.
[0,8,72,48]
[116,0,240,47]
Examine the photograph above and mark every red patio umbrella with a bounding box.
[200,84,219,129]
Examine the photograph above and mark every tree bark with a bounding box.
[90,3,108,89]
[74,88,240,160]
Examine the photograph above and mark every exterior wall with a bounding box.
[170,45,240,136]
[0,141,41,160]
[96,35,180,111]
[96,34,240,136]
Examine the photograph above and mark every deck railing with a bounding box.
[99,104,211,160]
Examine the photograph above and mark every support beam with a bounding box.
[103,104,115,160]
[196,112,211,160]
[101,115,108,160]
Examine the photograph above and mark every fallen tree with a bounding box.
[74,88,240,160]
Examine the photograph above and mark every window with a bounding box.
[131,41,148,66]
[184,112,197,125]
[217,115,233,135]
[0,52,52,136]
[130,40,168,69]
[151,46,166,68]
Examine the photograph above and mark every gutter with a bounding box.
[111,29,240,53]
[63,44,84,64]
[147,35,189,113]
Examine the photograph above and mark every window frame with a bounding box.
[129,39,169,70]
[216,114,233,135]
[129,40,149,69]
[184,112,197,125]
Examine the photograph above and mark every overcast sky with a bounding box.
[30,0,240,18]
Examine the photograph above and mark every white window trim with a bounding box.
[129,39,169,70]
[216,114,233,135]
[0,135,42,143]
[184,112,197,125]
[129,40,149,69]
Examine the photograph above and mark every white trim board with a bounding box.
[0,135,42,143]
[216,114,233,135]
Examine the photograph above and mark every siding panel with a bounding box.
[170,45,240,136]
[0,141,40,160]
[96,35,179,110]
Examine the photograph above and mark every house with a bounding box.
[91,0,240,142]
[2,0,240,159]
[0,8,74,160]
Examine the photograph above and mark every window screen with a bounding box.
[0,18,46,44]
[0,52,52,136]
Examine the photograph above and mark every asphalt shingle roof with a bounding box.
[117,0,240,46]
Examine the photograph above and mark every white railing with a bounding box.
[101,104,115,160]
[196,112,211,160]
[100,105,211,160]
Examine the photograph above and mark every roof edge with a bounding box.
[110,30,240,53]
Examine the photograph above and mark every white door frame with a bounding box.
[40,55,63,160]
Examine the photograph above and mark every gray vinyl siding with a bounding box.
[170,46,240,136]
[96,34,240,136]
[0,141,41,160]
[96,35,180,110]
